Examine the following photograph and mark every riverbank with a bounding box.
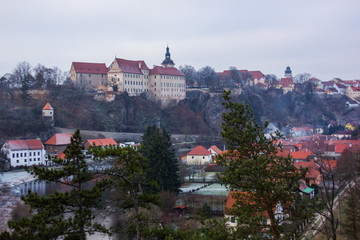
[0,170,37,188]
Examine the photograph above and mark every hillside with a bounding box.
[0,85,358,143]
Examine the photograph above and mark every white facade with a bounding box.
[186,154,212,165]
[1,140,47,168]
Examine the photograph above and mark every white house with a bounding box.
[1,139,46,167]
[186,145,212,165]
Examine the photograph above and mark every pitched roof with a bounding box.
[278,78,294,85]
[294,161,320,179]
[335,144,349,153]
[290,149,313,160]
[72,62,108,74]
[5,140,43,150]
[209,145,222,154]
[248,70,265,80]
[115,58,149,74]
[350,86,360,91]
[42,103,53,110]
[85,138,117,147]
[150,66,185,76]
[187,145,211,156]
[45,133,73,145]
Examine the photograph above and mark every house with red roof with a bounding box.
[346,86,360,100]
[290,149,313,162]
[224,191,285,228]
[294,161,321,186]
[44,133,73,156]
[208,145,223,157]
[42,103,54,120]
[84,138,118,149]
[1,139,46,167]
[186,145,212,165]
[70,62,108,89]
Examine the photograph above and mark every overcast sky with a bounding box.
[1,0,359,80]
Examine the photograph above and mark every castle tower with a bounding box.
[161,45,175,68]
[42,103,54,121]
[284,66,292,78]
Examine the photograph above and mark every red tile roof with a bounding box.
[85,138,117,147]
[225,191,270,217]
[115,58,149,74]
[72,62,108,74]
[248,70,265,80]
[290,149,313,160]
[42,103,53,110]
[150,66,185,76]
[45,133,73,145]
[209,145,222,154]
[5,140,43,150]
[187,145,211,156]
[350,86,360,91]
[57,152,66,159]
[294,161,320,179]
[278,78,294,85]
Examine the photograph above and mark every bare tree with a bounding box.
[179,65,198,87]
[9,61,34,88]
[312,158,352,240]
[294,73,312,84]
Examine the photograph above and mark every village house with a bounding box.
[186,145,212,165]
[346,86,360,100]
[70,62,108,89]
[208,145,223,158]
[224,191,285,228]
[84,138,118,149]
[1,139,47,167]
[290,148,313,162]
[44,133,73,156]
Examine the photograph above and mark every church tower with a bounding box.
[161,46,175,68]
[284,66,292,78]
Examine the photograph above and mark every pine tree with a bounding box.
[343,185,360,240]
[217,91,307,239]
[141,126,181,193]
[91,146,159,240]
[0,129,108,240]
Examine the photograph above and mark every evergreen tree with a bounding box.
[91,146,159,240]
[343,185,360,240]
[217,91,307,240]
[141,126,181,193]
[0,129,108,240]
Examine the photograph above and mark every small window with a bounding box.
[16,160,19,163]
[230,216,236,223]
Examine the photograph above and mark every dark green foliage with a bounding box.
[0,129,108,240]
[217,91,307,240]
[91,146,159,240]
[141,126,181,193]
[343,185,360,240]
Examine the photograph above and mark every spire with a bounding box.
[161,45,175,67]
[284,66,292,78]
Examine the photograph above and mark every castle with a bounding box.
[70,46,186,103]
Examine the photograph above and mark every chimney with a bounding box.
[139,62,141,68]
